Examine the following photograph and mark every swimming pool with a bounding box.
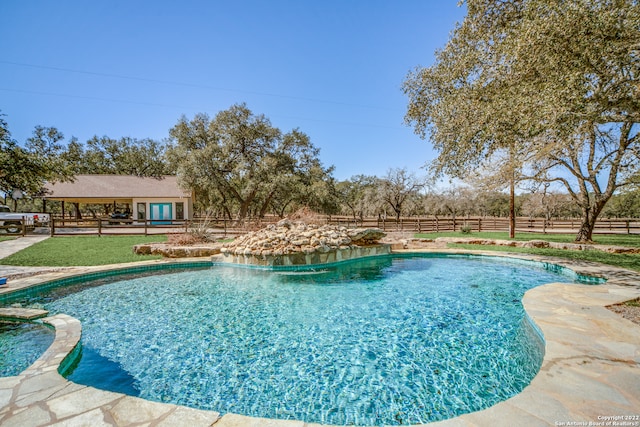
[20,254,583,425]
[0,322,54,377]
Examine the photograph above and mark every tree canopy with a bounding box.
[403,0,640,241]
[62,135,172,177]
[1,110,173,214]
[1,116,73,200]
[379,168,426,221]
[167,103,337,221]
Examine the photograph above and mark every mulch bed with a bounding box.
[607,298,640,326]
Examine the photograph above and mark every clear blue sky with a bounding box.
[0,1,466,181]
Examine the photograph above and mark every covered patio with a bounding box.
[44,175,194,222]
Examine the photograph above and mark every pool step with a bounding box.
[0,307,49,321]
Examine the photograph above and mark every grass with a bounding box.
[413,231,640,272]
[0,235,167,266]
[1,231,638,272]
[448,243,640,272]
[0,236,16,243]
[414,231,640,247]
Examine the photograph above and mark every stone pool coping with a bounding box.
[0,250,639,426]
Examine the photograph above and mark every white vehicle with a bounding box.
[0,205,50,234]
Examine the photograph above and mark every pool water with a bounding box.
[43,255,574,425]
[0,322,54,377]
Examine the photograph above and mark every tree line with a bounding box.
[2,100,639,226]
[2,1,638,242]
[1,104,336,220]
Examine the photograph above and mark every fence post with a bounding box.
[98,218,102,236]
[50,217,55,236]
[144,219,148,236]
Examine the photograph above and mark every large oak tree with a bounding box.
[403,0,639,242]
[168,103,335,221]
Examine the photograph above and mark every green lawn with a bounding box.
[0,235,167,266]
[414,231,640,272]
[414,231,640,247]
[0,236,16,243]
[1,232,638,272]
[449,243,640,272]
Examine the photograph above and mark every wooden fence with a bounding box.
[324,216,640,235]
[48,218,191,236]
[13,215,639,237]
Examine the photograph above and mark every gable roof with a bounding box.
[44,175,191,203]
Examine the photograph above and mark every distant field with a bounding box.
[414,231,640,248]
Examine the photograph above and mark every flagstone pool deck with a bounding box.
[0,250,639,427]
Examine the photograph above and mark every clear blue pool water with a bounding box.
[0,322,54,376]
[40,254,576,425]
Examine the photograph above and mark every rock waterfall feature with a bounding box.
[219,219,389,267]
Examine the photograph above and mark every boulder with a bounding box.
[221,222,386,258]
[347,228,387,245]
[521,240,551,248]
[133,243,222,258]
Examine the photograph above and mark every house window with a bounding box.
[176,202,184,220]
[137,203,146,220]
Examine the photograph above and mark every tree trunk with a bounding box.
[235,187,258,224]
[575,202,605,243]
[73,202,82,220]
[575,219,594,243]
[258,191,275,218]
[223,206,232,220]
[237,200,251,224]
[278,200,293,218]
[508,145,516,239]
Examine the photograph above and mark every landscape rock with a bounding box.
[133,243,222,258]
[393,236,640,255]
[220,220,386,258]
[521,240,551,248]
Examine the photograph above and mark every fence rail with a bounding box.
[325,216,640,235]
[47,218,193,236]
[10,215,637,237]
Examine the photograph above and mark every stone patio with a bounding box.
[0,250,639,426]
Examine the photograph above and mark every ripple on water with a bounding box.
[46,255,567,425]
[1,322,54,376]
